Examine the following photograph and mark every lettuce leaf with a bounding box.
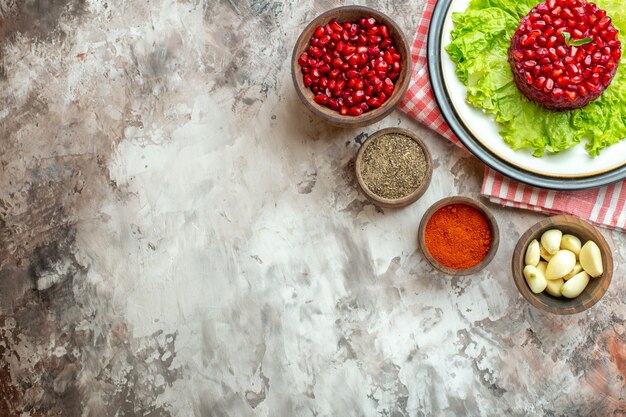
[446,0,626,156]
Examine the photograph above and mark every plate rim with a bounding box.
[428,0,626,191]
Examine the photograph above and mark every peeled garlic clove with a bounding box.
[560,271,590,298]
[539,244,554,262]
[525,239,540,266]
[541,229,562,255]
[545,278,564,297]
[563,263,582,281]
[579,241,603,278]
[537,261,548,276]
[546,250,576,280]
[523,265,547,294]
[560,234,582,257]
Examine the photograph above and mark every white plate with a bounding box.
[440,0,626,178]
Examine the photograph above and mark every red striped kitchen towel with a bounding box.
[399,0,626,231]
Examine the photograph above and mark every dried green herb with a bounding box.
[360,133,427,200]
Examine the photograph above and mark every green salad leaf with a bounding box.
[446,0,626,156]
[561,32,593,47]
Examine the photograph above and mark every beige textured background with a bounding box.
[0,0,625,415]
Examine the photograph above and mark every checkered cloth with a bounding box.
[399,0,626,231]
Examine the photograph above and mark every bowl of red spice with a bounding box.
[291,6,411,127]
[418,197,499,276]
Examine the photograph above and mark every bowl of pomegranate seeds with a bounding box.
[509,0,621,111]
[292,6,411,127]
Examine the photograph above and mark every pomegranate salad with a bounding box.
[447,0,625,156]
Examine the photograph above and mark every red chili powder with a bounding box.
[424,204,492,270]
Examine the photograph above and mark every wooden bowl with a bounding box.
[512,215,613,315]
[355,128,433,208]
[418,197,500,276]
[291,6,411,127]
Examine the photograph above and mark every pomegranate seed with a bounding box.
[353,90,365,102]
[298,52,309,67]
[545,78,555,91]
[535,77,547,88]
[522,35,537,46]
[565,90,577,100]
[597,16,611,29]
[612,49,621,60]
[380,39,392,49]
[314,94,329,105]
[525,72,534,84]
[524,50,537,59]
[367,26,379,35]
[348,106,363,116]
[548,48,558,60]
[368,46,380,56]
[557,76,569,86]
[562,8,574,19]
[375,60,389,72]
[309,46,323,58]
[344,45,356,55]
[379,25,389,38]
[382,78,394,95]
[532,20,547,29]
[366,97,381,108]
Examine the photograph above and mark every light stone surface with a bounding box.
[0,0,625,416]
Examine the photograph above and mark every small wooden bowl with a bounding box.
[291,6,411,127]
[512,215,613,315]
[355,128,433,208]
[418,197,500,276]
